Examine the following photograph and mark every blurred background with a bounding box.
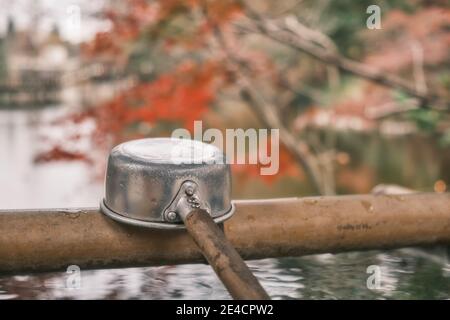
[0,0,449,299]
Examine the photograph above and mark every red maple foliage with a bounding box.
[39,0,295,183]
[34,146,92,164]
[90,60,221,146]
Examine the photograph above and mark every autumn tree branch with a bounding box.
[235,17,449,110]
[211,27,330,195]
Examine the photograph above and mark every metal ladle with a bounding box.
[100,138,269,300]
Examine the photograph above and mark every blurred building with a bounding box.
[3,18,79,85]
[0,18,81,105]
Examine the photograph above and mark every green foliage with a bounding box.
[0,39,7,82]
[439,129,450,147]
[300,0,419,57]
[406,109,442,132]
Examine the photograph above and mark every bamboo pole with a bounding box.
[181,208,270,300]
[0,193,449,274]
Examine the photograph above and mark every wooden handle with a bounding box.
[182,208,270,300]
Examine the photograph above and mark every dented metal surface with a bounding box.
[102,138,234,228]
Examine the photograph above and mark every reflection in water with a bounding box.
[0,252,449,300]
[0,109,449,299]
[0,108,102,209]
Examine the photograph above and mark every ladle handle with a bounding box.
[181,208,270,300]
